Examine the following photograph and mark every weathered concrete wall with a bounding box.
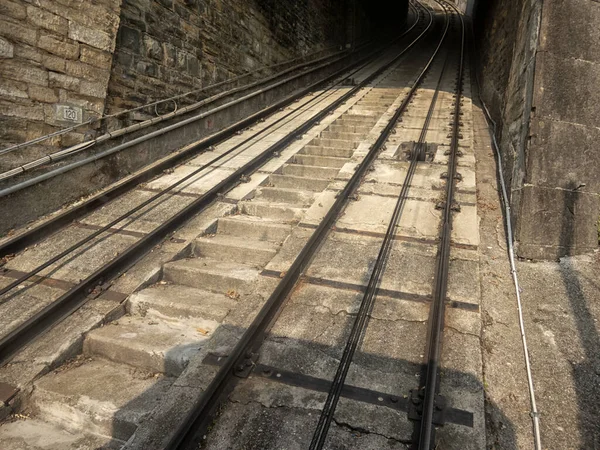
[107,0,353,121]
[517,0,600,259]
[474,0,541,195]
[475,0,600,259]
[0,0,121,164]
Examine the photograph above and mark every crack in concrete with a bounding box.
[332,418,412,445]
[290,300,427,325]
[224,398,414,446]
[227,399,411,446]
[445,324,479,337]
[267,335,342,363]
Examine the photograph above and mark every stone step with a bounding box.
[358,99,395,105]
[0,418,122,450]
[292,154,348,168]
[319,131,363,141]
[282,163,339,179]
[327,124,372,134]
[31,359,173,442]
[355,102,391,108]
[335,119,376,128]
[216,216,292,242]
[338,114,377,123]
[194,234,279,265]
[254,186,316,206]
[128,284,237,321]
[163,257,259,294]
[84,316,212,376]
[351,106,388,114]
[299,144,354,158]
[241,200,305,221]
[268,174,330,192]
[363,95,397,100]
[308,138,357,149]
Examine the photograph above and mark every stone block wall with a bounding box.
[475,0,600,259]
[0,0,356,164]
[107,0,352,119]
[0,0,121,166]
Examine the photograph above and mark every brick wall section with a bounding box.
[0,0,121,163]
[106,0,350,119]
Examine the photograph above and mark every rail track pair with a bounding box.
[0,1,469,448]
[167,1,468,449]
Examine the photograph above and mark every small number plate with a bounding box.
[56,104,83,124]
[63,107,78,121]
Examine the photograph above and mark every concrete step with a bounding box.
[282,163,339,179]
[254,186,316,206]
[0,418,123,450]
[241,200,305,221]
[319,131,363,141]
[216,215,292,242]
[337,115,377,124]
[194,234,279,265]
[308,138,357,149]
[327,124,371,134]
[292,154,348,168]
[363,95,397,100]
[163,257,259,293]
[31,359,173,442]
[300,145,354,158]
[335,120,376,128]
[355,102,391,108]
[269,174,330,192]
[128,284,237,321]
[351,106,388,113]
[83,317,212,376]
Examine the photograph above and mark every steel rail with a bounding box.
[308,6,453,450]
[417,1,466,448]
[0,12,423,260]
[162,5,437,449]
[0,8,428,368]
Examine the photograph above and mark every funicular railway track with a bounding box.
[0,1,482,449]
[165,1,475,449]
[0,4,425,367]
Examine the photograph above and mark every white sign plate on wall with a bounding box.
[55,104,83,124]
